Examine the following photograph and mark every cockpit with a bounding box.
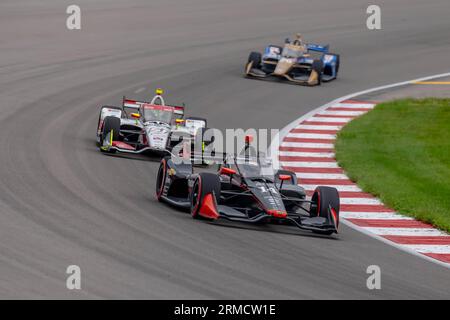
[142,104,174,124]
[281,44,307,59]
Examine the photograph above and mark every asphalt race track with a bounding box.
[1,0,450,299]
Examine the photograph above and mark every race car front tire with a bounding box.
[96,106,122,146]
[310,186,340,234]
[101,116,121,152]
[190,172,221,219]
[248,52,262,69]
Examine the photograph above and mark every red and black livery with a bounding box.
[156,154,340,235]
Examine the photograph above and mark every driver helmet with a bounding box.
[293,33,303,45]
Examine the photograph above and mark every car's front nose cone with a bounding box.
[274,58,294,75]
[267,209,288,218]
[146,126,169,150]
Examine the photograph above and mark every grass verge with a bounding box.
[335,98,450,233]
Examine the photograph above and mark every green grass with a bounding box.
[335,98,450,233]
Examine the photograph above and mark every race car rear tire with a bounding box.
[312,59,323,85]
[310,186,340,234]
[101,116,121,152]
[248,52,262,69]
[190,172,221,219]
[156,157,169,201]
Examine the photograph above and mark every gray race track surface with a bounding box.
[0,0,449,299]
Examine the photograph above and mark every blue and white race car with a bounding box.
[245,34,340,86]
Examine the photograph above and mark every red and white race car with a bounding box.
[96,89,210,155]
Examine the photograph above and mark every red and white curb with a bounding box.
[271,72,450,269]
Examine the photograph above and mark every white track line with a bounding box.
[317,110,366,117]
[285,133,336,140]
[340,212,412,219]
[361,227,448,236]
[281,142,334,148]
[403,245,450,254]
[296,173,349,180]
[308,117,353,125]
[279,151,335,158]
[340,198,383,205]
[334,103,375,109]
[295,124,343,131]
[302,184,362,192]
[280,162,340,168]
[308,117,353,123]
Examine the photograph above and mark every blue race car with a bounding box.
[245,34,340,86]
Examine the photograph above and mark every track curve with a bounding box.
[1,0,450,298]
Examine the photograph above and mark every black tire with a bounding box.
[310,186,340,218]
[334,54,340,76]
[275,169,298,185]
[311,59,323,85]
[248,52,262,69]
[310,186,340,235]
[102,116,120,140]
[156,157,169,201]
[100,116,121,152]
[96,106,122,145]
[190,172,221,219]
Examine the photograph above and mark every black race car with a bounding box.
[155,153,340,235]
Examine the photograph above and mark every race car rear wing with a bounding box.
[122,96,185,117]
[306,43,329,53]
